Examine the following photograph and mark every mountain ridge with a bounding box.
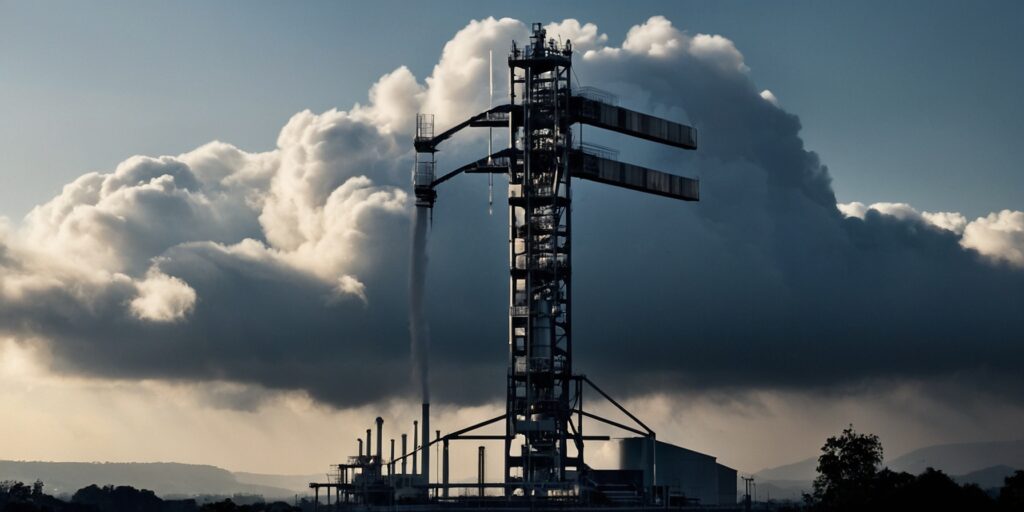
[0,460,307,499]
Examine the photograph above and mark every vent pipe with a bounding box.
[421,403,430,481]
[401,434,408,474]
[390,438,395,476]
[376,417,384,470]
[478,446,485,497]
[412,420,418,477]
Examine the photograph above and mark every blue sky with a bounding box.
[2,0,1022,220]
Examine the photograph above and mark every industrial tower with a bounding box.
[414,23,698,498]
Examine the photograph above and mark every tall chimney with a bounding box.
[390,438,395,476]
[376,417,384,470]
[412,420,418,477]
[421,403,430,481]
[366,429,372,461]
[478,446,485,497]
[401,434,408,474]
[358,439,363,457]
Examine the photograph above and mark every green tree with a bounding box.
[811,425,883,511]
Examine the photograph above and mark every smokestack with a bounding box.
[358,439,363,457]
[401,434,408,474]
[442,438,449,498]
[366,429,372,461]
[478,446,485,497]
[390,438,395,476]
[376,417,384,468]
[412,420,418,477]
[421,403,430,481]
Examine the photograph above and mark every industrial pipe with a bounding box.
[366,429,372,461]
[390,438,395,477]
[478,446,485,497]
[401,434,408,475]
[412,420,418,478]
[358,439,363,457]
[442,438,449,498]
[421,403,430,481]
[376,417,384,471]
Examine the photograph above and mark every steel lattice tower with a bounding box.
[413,22,699,499]
[504,25,575,490]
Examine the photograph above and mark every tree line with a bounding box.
[0,481,319,512]
[797,426,1024,511]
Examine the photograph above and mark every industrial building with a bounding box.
[615,439,737,506]
[309,23,737,510]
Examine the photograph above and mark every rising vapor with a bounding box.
[409,206,431,404]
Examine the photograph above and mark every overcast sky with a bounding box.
[1,1,1023,477]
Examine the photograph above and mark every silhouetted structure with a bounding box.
[312,22,724,510]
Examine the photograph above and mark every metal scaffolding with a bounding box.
[320,21,703,506]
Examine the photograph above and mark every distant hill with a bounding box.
[232,472,323,495]
[887,439,1024,476]
[0,461,300,498]
[954,465,1019,490]
[751,439,1024,501]
[755,457,818,482]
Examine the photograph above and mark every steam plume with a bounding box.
[410,206,431,403]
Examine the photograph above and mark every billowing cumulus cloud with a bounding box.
[839,202,1024,266]
[962,210,1024,267]
[0,16,1022,413]
[0,103,413,406]
[131,270,197,322]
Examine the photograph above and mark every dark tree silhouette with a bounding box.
[902,468,994,512]
[871,467,917,510]
[810,425,883,511]
[1000,470,1024,511]
[806,427,1013,511]
[198,499,298,512]
[72,484,163,512]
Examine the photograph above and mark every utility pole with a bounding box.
[741,476,754,512]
